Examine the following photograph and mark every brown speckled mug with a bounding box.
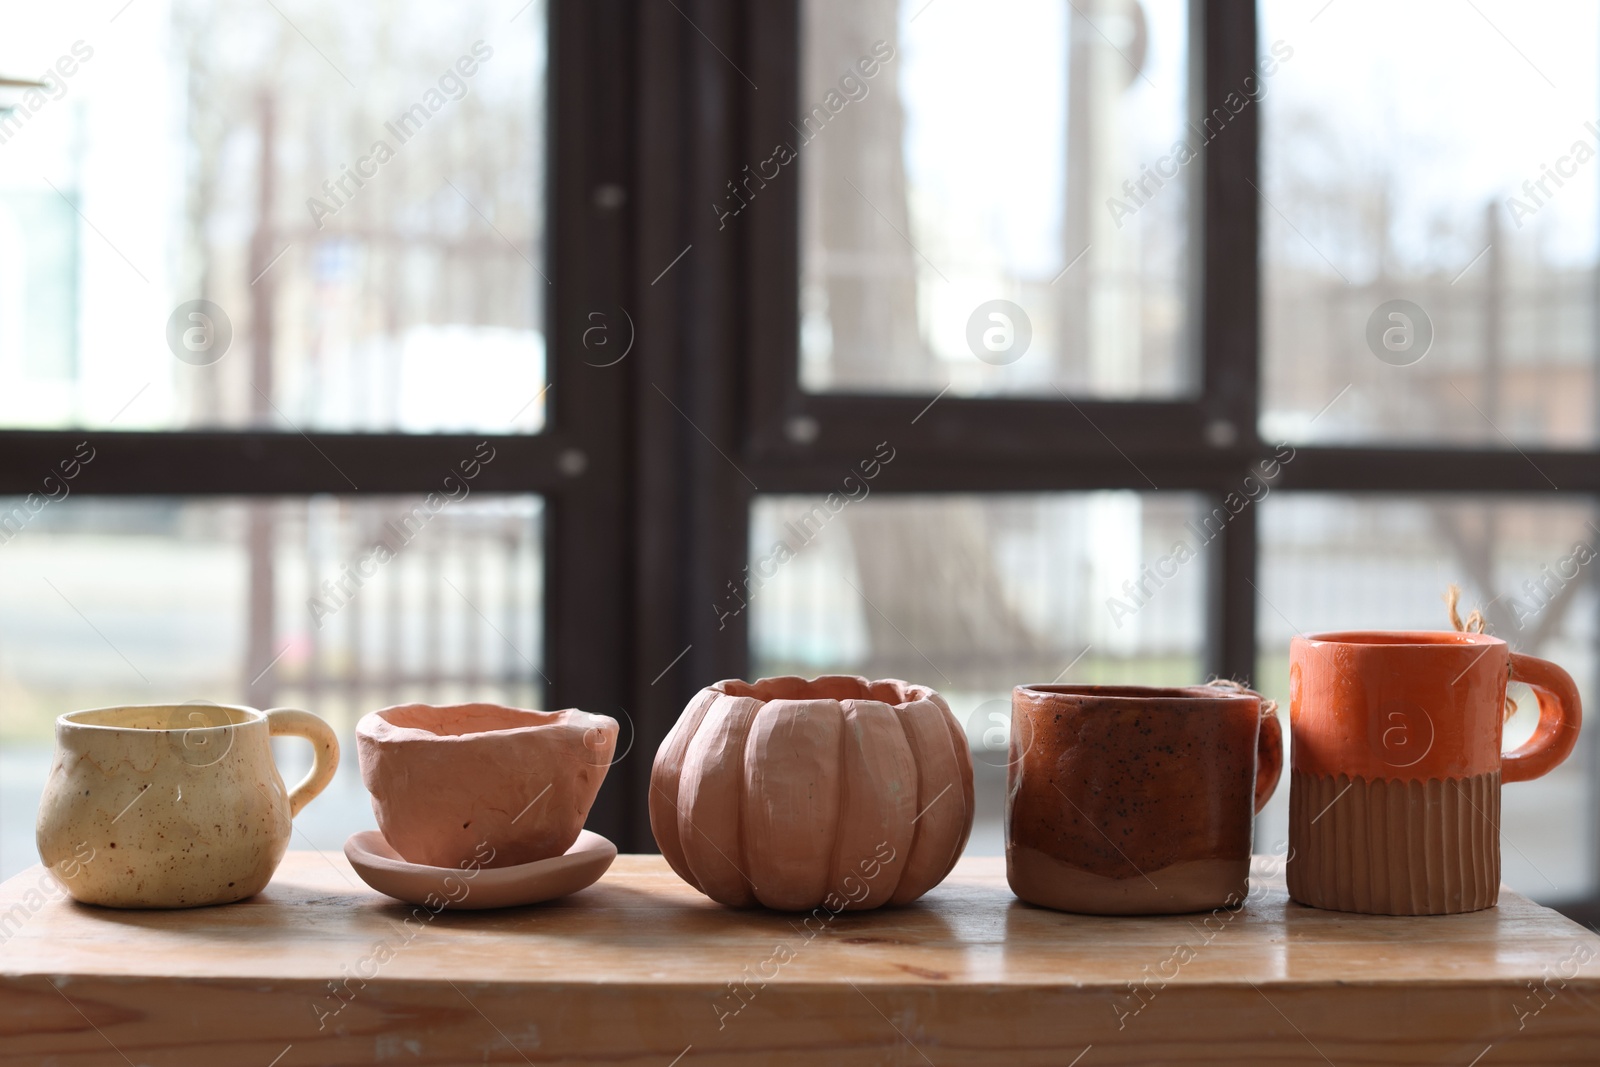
[1006,684,1283,915]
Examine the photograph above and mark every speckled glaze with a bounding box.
[356,703,618,869]
[1006,684,1282,915]
[35,704,339,909]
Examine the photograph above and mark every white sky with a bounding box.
[1268,0,1600,270]
[899,0,1188,277]
[895,0,1600,280]
[0,0,545,431]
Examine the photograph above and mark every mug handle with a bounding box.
[1254,700,1284,814]
[1503,654,1583,784]
[265,708,341,816]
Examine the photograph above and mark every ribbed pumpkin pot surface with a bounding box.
[650,675,974,910]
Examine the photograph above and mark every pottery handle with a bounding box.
[265,708,341,817]
[1254,700,1284,814]
[1503,654,1583,784]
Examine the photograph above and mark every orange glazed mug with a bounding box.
[1287,630,1582,915]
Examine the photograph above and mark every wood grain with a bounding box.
[2,853,1598,1065]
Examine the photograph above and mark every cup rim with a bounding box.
[57,702,263,733]
[712,674,936,707]
[358,702,603,744]
[1294,629,1504,649]
[1013,683,1256,704]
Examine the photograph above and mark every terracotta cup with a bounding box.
[356,703,618,869]
[1007,684,1282,915]
[35,703,339,908]
[1287,630,1582,915]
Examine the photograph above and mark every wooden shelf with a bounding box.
[2,853,1598,1065]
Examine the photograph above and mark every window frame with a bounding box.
[0,0,637,836]
[2,2,1596,914]
[646,0,1266,694]
[631,0,1600,915]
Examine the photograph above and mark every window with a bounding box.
[751,491,1207,853]
[0,2,548,433]
[0,494,544,865]
[0,0,634,880]
[798,0,1194,397]
[719,0,1599,918]
[1255,494,1597,899]
[4,1,1598,923]
[1260,0,1599,447]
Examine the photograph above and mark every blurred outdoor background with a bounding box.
[2,0,1597,910]
[0,0,548,876]
[776,0,1600,902]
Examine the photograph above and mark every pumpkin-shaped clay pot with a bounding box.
[650,675,974,910]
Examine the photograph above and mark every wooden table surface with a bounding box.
[3,852,1599,1066]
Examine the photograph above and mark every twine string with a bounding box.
[1444,583,1516,722]
[1445,583,1486,634]
[1204,676,1278,719]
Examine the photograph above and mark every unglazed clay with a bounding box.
[357,703,617,869]
[1290,770,1500,914]
[344,828,617,909]
[649,675,974,911]
[1287,630,1582,915]
[35,704,339,909]
[1006,684,1282,915]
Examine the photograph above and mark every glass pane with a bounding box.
[0,2,547,433]
[799,0,1192,397]
[0,494,544,881]
[1256,494,1597,903]
[748,492,1206,856]
[1260,0,1598,446]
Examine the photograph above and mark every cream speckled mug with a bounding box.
[35,703,339,909]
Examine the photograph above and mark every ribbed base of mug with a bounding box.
[1287,769,1500,915]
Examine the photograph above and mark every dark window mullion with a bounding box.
[1198,0,1263,683]
[1197,0,1262,446]
[1207,496,1259,684]
[0,430,568,496]
[546,0,637,843]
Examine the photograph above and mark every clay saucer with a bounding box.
[344,829,616,909]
